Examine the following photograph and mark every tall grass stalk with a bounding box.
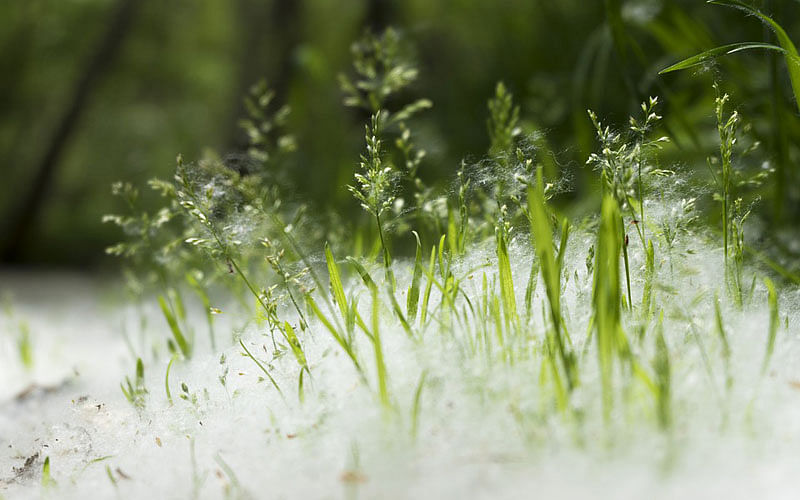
[529,167,576,391]
[593,196,625,422]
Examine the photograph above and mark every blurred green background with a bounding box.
[1,0,798,267]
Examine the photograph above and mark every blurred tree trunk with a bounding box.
[365,0,395,32]
[225,0,301,152]
[1,0,139,263]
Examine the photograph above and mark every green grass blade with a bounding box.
[347,257,378,291]
[524,258,539,318]
[529,168,575,390]
[158,295,191,358]
[642,240,655,319]
[714,294,733,393]
[708,0,800,112]
[407,231,423,322]
[165,355,177,405]
[761,278,779,375]
[650,312,671,430]
[325,242,349,322]
[593,195,624,422]
[659,42,786,74]
[420,245,437,327]
[370,287,390,408]
[306,294,362,373]
[41,456,53,488]
[495,230,517,325]
[283,321,308,369]
[410,370,427,439]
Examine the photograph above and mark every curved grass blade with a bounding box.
[158,295,191,358]
[659,42,786,74]
[165,355,177,405]
[761,278,779,375]
[708,0,800,112]
[306,294,362,374]
[325,242,349,322]
[495,230,517,326]
[529,168,575,390]
[407,231,423,322]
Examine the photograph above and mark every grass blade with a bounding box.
[761,277,779,375]
[593,195,624,422]
[410,370,427,440]
[528,167,575,390]
[158,294,191,358]
[283,321,308,370]
[371,287,390,408]
[165,355,177,405]
[659,42,786,74]
[407,231,423,322]
[709,0,800,111]
[325,242,349,322]
[495,229,517,327]
[306,294,362,373]
[419,245,437,327]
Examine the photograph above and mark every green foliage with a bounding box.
[159,292,192,359]
[587,97,669,233]
[661,0,800,114]
[239,79,296,166]
[339,28,431,117]
[406,231,423,322]
[529,167,576,391]
[761,278,780,375]
[17,321,33,371]
[120,358,147,410]
[349,113,397,219]
[41,456,53,489]
[652,314,671,430]
[487,82,520,157]
[94,21,800,454]
[593,196,626,422]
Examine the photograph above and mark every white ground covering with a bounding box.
[2,212,800,499]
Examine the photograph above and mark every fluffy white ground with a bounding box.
[2,205,800,499]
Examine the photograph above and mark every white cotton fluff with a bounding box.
[1,194,799,500]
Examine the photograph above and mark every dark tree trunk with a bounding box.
[1,0,139,263]
[365,0,395,32]
[225,0,302,153]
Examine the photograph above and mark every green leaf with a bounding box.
[659,42,786,74]
[709,0,800,112]
[495,230,517,323]
[158,295,191,358]
[762,278,780,375]
[347,257,378,292]
[406,231,423,322]
[306,295,361,373]
[325,242,349,322]
[283,321,308,369]
[42,456,54,488]
[419,245,437,327]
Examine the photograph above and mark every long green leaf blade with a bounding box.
[407,231,423,322]
[709,0,800,112]
[158,295,191,358]
[659,42,786,74]
[325,242,349,321]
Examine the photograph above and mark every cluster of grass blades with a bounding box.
[96,29,796,481]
